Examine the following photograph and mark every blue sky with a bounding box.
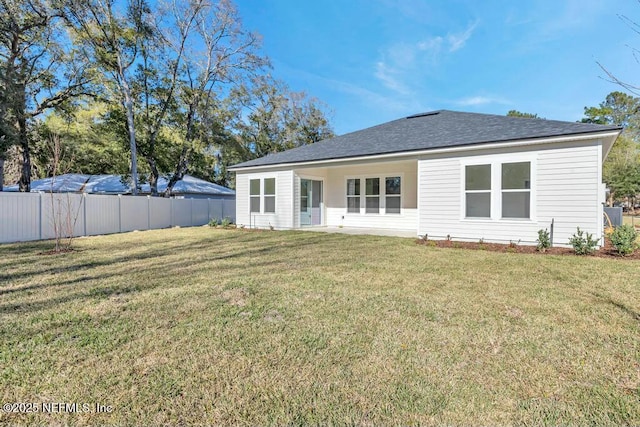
[234,0,639,135]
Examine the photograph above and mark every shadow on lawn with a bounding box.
[0,232,343,313]
[0,230,341,284]
[591,292,640,323]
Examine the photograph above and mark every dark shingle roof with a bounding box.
[231,110,622,169]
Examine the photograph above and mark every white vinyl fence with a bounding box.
[0,192,235,244]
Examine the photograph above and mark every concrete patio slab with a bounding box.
[300,226,417,239]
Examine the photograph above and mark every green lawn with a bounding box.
[1,228,639,425]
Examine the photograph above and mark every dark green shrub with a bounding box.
[569,227,598,255]
[536,228,551,252]
[609,224,639,256]
[208,218,219,227]
[221,217,233,228]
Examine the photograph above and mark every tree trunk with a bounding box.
[0,158,4,191]
[120,71,139,196]
[146,156,159,196]
[17,115,30,192]
[164,146,190,197]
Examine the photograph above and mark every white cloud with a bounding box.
[374,61,409,94]
[455,95,511,106]
[447,21,478,52]
[372,21,479,98]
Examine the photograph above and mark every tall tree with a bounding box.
[581,91,640,134]
[161,0,266,196]
[58,0,154,194]
[36,100,130,176]
[232,76,334,159]
[583,91,640,205]
[0,0,91,191]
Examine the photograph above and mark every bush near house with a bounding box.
[609,224,639,256]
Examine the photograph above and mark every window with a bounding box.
[250,179,260,213]
[264,178,276,213]
[346,179,360,213]
[465,164,491,218]
[385,176,401,214]
[365,178,380,213]
[249,177,276,214]
[502,162,530,218]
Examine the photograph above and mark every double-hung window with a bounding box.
[264,178,276,213]
[465,164,491,218]
[250,179,261,213]
[365,178,380,213]
[501,162,530,219]
[385,176,401,214]
[346,179,360,213]
[249,177,276,214]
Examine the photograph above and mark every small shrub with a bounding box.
[221,217,232,228]
[609,224,639,256]
[208,218,219,227]
[569,227,598,255]
[426,240,437,247]
[536,228,551,252]
[269,223,275,231]
[452,242,462,249]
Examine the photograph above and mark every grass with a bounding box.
[0,228,639,425]
[623,214,640,228]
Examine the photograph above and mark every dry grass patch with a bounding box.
[0,228,639,425]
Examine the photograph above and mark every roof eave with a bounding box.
[230,129,623,172]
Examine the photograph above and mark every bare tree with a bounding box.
[47,133,83,252]
[162,0,266,196]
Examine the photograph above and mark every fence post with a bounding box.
[118,194,122,233]
[39,192,43,240]
[170,198,173,227]
[147,195,151,230]
[83,193,87,236]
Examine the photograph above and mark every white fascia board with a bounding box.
[229,130,622,173]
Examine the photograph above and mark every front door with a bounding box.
[300,179,323,226]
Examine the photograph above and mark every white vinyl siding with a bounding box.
[418,140,603,247]
[235,170,294,229]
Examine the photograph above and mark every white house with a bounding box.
[230,110,621,246]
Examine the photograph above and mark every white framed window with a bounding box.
[365,178,380,213]
[462,159,534,221]
[346,179,360,213]
[264,178,276,213]
[385,176,401,214]
[465,164,491,218]
[250,179,260,213]
[249,177,276,214]
[346,174,402,215]
[501,162,530,219]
